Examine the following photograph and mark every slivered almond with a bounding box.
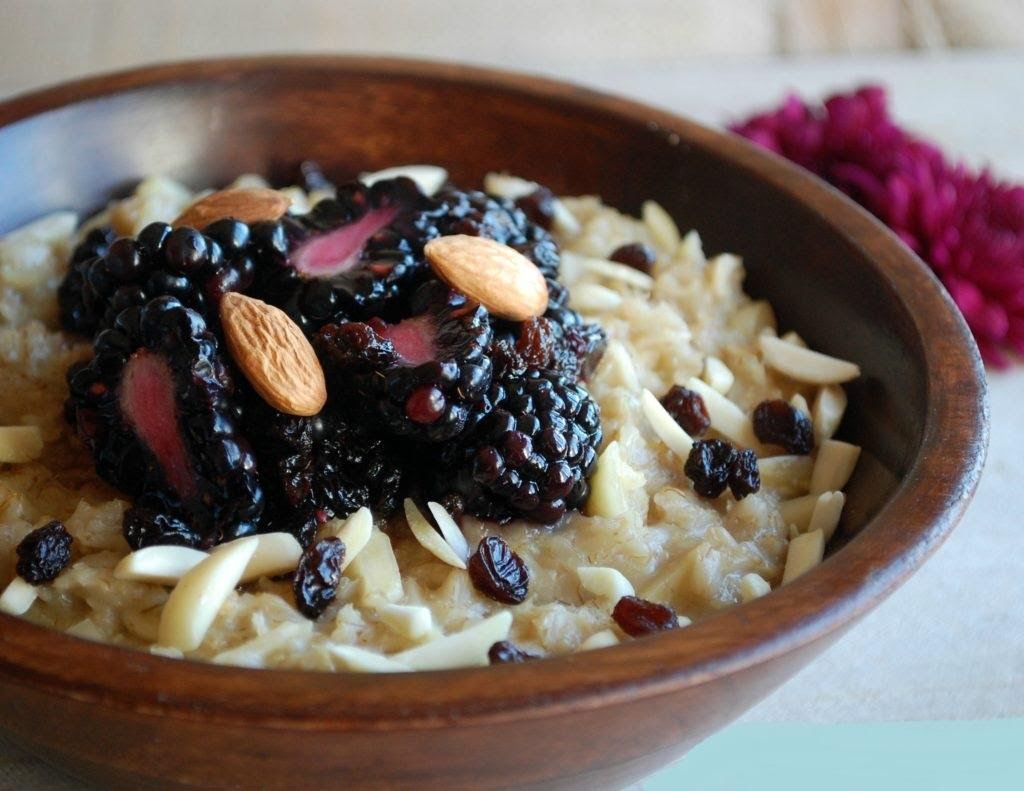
[157,536,258,651]
[391,612,513,670]
[172,187,291,229]
[782,529,825,584]
[424,235,548,320]
[404,499,466,569]
[0,576,38,615]
[220,292,327,416]
[760,335,860,384]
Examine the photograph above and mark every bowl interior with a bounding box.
[0,59,986,723]
[0,61,919,540]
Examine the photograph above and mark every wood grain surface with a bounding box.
[0,57,988,789]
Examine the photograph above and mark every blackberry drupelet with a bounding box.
[65,297,264,548]
[435,368,603,525]
[316,280,494,443]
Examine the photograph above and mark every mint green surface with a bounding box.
[642,719,1022,790]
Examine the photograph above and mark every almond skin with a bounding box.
[424,235,548,321]
[220,293,327,416]
[172,187,291,229]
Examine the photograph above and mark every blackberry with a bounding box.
[57,227,116,334]
[245,398,405,545]
[252,178,435,332]
[432,187,561,279]
[436,368,602,524]
[316,280,493,443]
[56,222,264,337]
[65,297,263,548]
[16,521,73,584]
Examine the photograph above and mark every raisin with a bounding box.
[468,536,530,604]
[660,385,711,436]
[516,317,558,368]
[752,399,813,454]
[513,187,557,230]
[292,537,345,619]
[609,242,656,274]
[16,521,73,584]
[612,595,680,637]
[684,439,736,498]
[488,640,539,664]
[729,448,761,499]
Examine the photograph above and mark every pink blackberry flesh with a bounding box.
[65,296,264,548]
[316,280,493,443]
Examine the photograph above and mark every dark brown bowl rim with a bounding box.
[0,56,988,730]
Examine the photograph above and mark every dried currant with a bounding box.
[488,640,539,664]
[660,385,711,436]
[752,399,813,454]
[612,595,680,637]
[728,448,761,499]
[514,187,557,230]
[293,536,345,619]
[684,439,736,498]
[468,536,530,604]
[609,242,656,274]
[16,521,73,584]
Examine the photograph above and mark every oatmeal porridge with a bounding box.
[0,166,861,671]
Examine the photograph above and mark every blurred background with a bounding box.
[1,0,1023,99]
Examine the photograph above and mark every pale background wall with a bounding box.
[1,0,1022,98]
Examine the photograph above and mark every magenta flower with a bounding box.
[732,86,1024,366]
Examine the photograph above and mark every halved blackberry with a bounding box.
[56,221,254,337]
[245,397,405,545]
[65,297,263,548]
[316,280,493,443]
[435,368,603,524]
[251,178,435,332]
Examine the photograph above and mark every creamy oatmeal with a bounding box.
[0,167,861,671]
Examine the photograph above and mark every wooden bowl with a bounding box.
[0,58,988,789]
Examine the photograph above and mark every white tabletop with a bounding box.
[1,51,1021,787]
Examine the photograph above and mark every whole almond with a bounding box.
[424,235,548,320]
[172,187,291,229]
[220,292,327,416]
